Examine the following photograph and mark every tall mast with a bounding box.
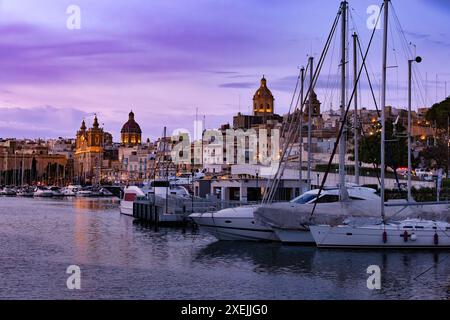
[307,57,313,190]
[352,32,359,185]
[339,1,348,199]
[380,0,389,220]
[408,56,422,201]
[299,67,305,190]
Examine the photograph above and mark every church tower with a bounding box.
[253,76,274,116]
[305,90,321,117]
[74,115,104,184]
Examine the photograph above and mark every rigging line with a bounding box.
[264,8,342,203]
[391,3,427,106]
[355,29,382,189]
[349,9,381,110]
[325,66,341,115]
[261,61,309,195]
[266,16,340,203]
[309,1,384,219]
[260,65,303,201]
[388,13,400,107]
[323,28,338,108]
[357,36,380,115]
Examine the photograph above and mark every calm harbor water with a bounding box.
[0,196,449,300]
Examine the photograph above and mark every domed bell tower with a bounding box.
[253,76,274,116]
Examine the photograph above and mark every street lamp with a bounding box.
[407,56,422,202]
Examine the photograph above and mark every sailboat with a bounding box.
[309,0,450,249]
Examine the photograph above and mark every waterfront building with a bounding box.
[0,139,68,186]
[74,116,105,185]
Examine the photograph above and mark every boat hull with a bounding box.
[310,225,450,249]
[272,228,315,245]
[120,200,134,216]
[190,214,279,242]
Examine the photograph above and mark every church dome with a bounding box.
[252,76,274,116]
[253,76,274,100]
[121,111,142,134]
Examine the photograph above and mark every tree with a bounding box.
[359,120,408,171]
[420,141,448,172]
[426,97,450,135]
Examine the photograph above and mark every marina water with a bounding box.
[0,197,449,299]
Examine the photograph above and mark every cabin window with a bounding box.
[290,193,317,204]
[315,194,340,203]
[349,196,365,200]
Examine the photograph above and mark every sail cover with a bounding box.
[254,200,450,229]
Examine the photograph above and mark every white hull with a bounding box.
[310,223,450,249]
[190,214,279,242]
[272,228,315,244]
[120,200,134,216]
[34,192,54,197]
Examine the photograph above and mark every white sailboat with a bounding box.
[310,218,450,248]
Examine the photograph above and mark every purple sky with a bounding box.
[0,0,449,141]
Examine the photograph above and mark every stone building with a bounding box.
[74,116,104,184]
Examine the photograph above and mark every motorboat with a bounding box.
[120,180,191,217]
[77,187,94,197]
[189,205,277,241]
[62,185,81,196]
[34,186,54,197]
[17,187,35,197]
[310,218,450,249]
[49,186,64,197]
[1,187,17,196]
[120,185,146,216]
[98,187,114,197]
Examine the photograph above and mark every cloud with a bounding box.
[219,82,255,89]
[0,106,88,138]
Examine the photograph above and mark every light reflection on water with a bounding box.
[0,197,449,300]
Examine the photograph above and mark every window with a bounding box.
[349,196,365,200]
[315,194,340,203]
[290,193,317,204]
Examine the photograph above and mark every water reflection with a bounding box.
[196,242,317,274]
[0,196,449,299]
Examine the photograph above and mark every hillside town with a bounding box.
[1,76,447,201]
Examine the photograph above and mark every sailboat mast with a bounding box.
[380,0,389,220]
[352,32,359,185]
[307,56,313,190]
[339,1,347,198]
[299,67,305,189]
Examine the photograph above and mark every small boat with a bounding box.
[98,187,114,197]
[49,186,64,197]
[1,187,17,196]
[62,185,81,196]
[310,218,450,249]
[120,186,146,216]
[34,186,54,197]
[77,187,93,197]
[17,187,35,197]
